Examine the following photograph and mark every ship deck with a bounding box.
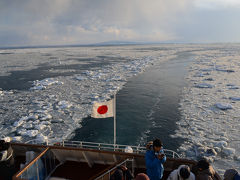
[10,142,197,180]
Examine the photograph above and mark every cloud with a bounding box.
[194,0,240,9]
[0,0,192,46]
[1,0,240,46]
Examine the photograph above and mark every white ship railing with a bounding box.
[50,140,180,158]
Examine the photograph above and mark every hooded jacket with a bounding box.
[196,166,221,180]
[167,165,195,180]
[145,148,166,180]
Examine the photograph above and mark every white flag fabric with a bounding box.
[91,99,114,118]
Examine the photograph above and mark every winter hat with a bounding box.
[180,167,190,179]
[178,165,191,179]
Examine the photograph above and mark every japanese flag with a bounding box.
[91,99,114,118]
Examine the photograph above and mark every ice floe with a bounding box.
[2,45,171,144]
[175,45,240,171]
[58,101,72,109]
[229,97,240,101]
[36,134,48,143]
[222,147,235,157]
[195,83,214,88]
[30,78,64,90]
[13,116,29,127]
[215,103,233,110]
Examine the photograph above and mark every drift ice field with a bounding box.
[0,44,239,171]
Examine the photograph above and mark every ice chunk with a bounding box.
[30,85,46,90]
[76,76,87,81]
[35,124,47,130]
[36,134,48,143]
[236,156,240,161]
[28,115,38,120]
[215,103,233,110]
[213,141,228,148]
[58,101,72,109]
[22,123,33,129]
[25,130,39,137]
[12,136,22,142]
[229,86,239,89]
[40,114,52,121]
[229,97,240,101]
[206,148,217,156]
[204,78,214,81]
[222,147,235,157]
[214,147,221,153]
[195,83,213,88]
[30,78,63,90]
[216,69,235,73]
[13,116,28,127]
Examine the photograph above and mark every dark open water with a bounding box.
[72,51,193,151]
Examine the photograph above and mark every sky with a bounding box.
[0,0,240,47]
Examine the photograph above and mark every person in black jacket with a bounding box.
[110,165,134,180]
[0,140,15,180]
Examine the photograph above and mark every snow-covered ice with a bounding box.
[174,44,240,171]
[0,45,176,144]
[195,83,214,88]
[30,78,63,90]
[215,103,233,110]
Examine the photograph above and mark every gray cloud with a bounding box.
[0,0,240,46]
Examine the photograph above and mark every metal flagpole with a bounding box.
[114,94,116,147]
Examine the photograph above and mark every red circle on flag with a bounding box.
[97,105,108,114]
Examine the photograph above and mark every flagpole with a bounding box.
[114,94,116,147]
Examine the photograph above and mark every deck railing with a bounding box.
[51,140,180,158]
[13,148,59,180]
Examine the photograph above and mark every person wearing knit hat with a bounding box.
[145,138,166,180]
[224,169,240,180]
[136,173,150,180]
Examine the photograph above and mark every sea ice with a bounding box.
[215,103,233,110]
[222,147,235,157]
[40,114,52,121]
[204,78,214,81]
[195,83,213,88]
[36,134,48,143]
[75,75,87,81]
[13,116,28,127]
[229,97,240,101]
[35,124,47,130]
[58,101,72,109]
[216,69,235,73]
[30,78,63,90]
[25,130,39,137]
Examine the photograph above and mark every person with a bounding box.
[0,140,15,180]
[224,169,240,180]
[195,159,221,180]
[110,165,134,180]
[145,139,166,180]
[136,173,150,180]
[167,165,195,180]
